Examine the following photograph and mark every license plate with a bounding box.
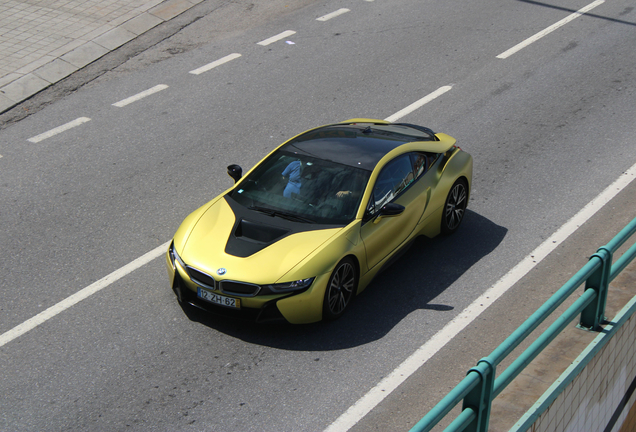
[197,288,240,309]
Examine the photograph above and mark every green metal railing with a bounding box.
[410,216,636,432]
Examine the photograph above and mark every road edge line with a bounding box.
[324,163,636,432]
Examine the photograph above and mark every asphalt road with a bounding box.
[1,0,635,431]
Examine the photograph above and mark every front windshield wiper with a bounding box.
[248,206,315,224]
[248,205,276,216]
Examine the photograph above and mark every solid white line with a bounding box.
[324,162,636,432]
[189,53,242,75]
[257,30,296,46]
[112,84,169,107]
[27,117,91,143]
[497,0,605,59]
[383,85,453,123]
[317,8,350,22]
[0,241,170,348]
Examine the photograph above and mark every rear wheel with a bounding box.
[322,258,357,320]
[441,179,468,235]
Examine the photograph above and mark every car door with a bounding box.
[360,153,432,270]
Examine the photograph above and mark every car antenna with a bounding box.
[362,126,372,134]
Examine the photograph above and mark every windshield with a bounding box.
[229,150,370,225]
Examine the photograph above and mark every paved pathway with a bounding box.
[0,0,202,114]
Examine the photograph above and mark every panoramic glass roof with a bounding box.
[281,124,434,171]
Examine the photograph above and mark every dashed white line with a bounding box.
[497,0,605,59]
[189,53,242,75]
[383,85,453,122]
[27,117,91,143]
[317,8,350,22]
[0,241,170,348]
[112,84,169,107]
[324,161,636,432]
[257,30,296,46]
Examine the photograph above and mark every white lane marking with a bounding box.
[112,84,169,107]
[317,8,350,22]
[324,162,636,432]
[27,117,91,143]
[383,85,453,122]
[0,241,170,348]
[257,30,296,46]
[497,0,605,59]
[189,53,242,75]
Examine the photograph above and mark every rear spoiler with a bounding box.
[339,119,440,142]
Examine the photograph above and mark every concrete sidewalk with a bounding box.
[0,0,203,114]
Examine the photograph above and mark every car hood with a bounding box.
[178,197,343,284]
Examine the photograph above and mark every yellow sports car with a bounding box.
[166,119,472,323]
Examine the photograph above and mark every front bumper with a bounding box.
[165,247,329,324]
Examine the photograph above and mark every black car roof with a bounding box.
[280,123,436,171]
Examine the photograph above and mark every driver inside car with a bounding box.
[282,160,302,198]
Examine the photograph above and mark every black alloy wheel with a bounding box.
[323,258,357,320]
[441,179,468,235]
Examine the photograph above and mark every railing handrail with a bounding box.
[409,215,636,432]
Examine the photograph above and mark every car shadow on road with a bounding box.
[182,209,507,350]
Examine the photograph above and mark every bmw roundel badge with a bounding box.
[217,268,226,276]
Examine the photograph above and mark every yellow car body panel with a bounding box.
[360,182,425,269]
[272,222,372,323]
[179,199,342,285]
[274,273,332,323]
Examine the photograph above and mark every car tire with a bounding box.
[441,178,468,235]
[322,258,357,320]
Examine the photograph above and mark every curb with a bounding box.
[0,0,203,115]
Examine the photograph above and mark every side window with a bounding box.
[371,154,414,212]
[411,152,441,179]
[412,152,428,179]
[426,152,440,170]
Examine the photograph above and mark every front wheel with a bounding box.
[441,179,468,235]
[322,258,357,320]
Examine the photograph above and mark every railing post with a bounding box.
[578,247,612,330]
[461,357,495,432]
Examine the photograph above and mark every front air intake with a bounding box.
[220,280,261,297]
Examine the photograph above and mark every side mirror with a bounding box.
[227,164,242,183]
[379,202,405,216]
[373,203,405,224]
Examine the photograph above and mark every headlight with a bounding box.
[265,277,315,293]
[168,243,176,268]
[169,243,187,270]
